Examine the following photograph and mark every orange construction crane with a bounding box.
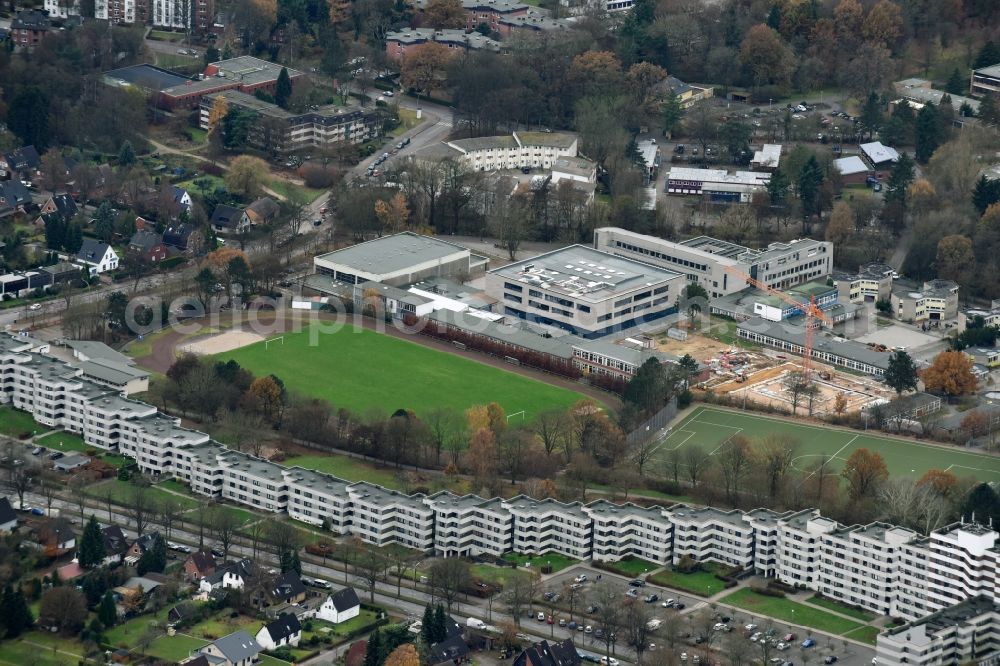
[723,267,833,377]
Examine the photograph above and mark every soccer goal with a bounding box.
[265,336,284,350]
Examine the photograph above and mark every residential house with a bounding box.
[0,146,41,181]
[860,141,901,173]
[210,204,250,235]
[427,617,470,666]
[163,223,199,253]
[34,517,76,554]
[199,558,256,593]
[125,532,160,565]
[173,186,193,211]
[269,571,307,604]
[195,629,263,666]
[40,194,79,220]
[245,197,281,227]
[514,639,581,666]
[54,454,91,472]
[128,230,168,262]
[0,181,33,215]
[101,525,131,565]
[255,613,302,651]
[9,10,50,48]
[180,655,211,666]
[184,550,217,581]
[317,587,361,624]
[42,261,83,285]
[75,239,120,275]
[0,497,17,532]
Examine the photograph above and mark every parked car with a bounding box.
[543,591,556,600]
[547,616,554,625]
[600,658,619,666]
[537,612,545,622]
[574,574,588,583]
[801,639,816,649]
[629,579,645,587]
[751,633,763,642]
[586,605,599,614]
[49,451,63,460]
[824,657,838,664]
[777,643,790,651]
[662,599,676,608]
[31,447,43,455]
[568,622,578,631]
[585,626,593,634]
[644,594,659,603]
[626,588,639,598]
[783,634,796,642]
[745,624,758,632]
[559,619,566,627]
[30,507,45,516]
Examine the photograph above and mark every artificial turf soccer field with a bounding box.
[216,324,591,419]
[653,405,1000,483]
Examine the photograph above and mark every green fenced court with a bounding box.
[652,405,1000,483]
[216,324,591,420]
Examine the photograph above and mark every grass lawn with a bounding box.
[148,29,185,41]
[471,563,537,587]
[259,655,293,666]
[188,612,260,640]
[86,479,199,510]
[306,610,381,639]
[188,127,208,144]
[503,553,579,573]
[807,595,875,622]
[268,178,325,203]
[183,502,256,525]
[101,453,130,467]
[652,405,1000,483]
[390,108,422,137]
[599,557,661,577]
[0,637,80,666]
[154,51,200,70]
[648,564,726,597]
[35,430,90,453]
[145,634,209,662]
[284,453,407,489]
[0,406,50,437]
[104,608,173,647]
[721,588,864,635]
[843,625,881,645]
[217,324,591,420]
[177,174,227,197]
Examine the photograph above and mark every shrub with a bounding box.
[751,585,786,598]
[301,164,340,189]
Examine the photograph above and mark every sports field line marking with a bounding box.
[796,434,860,484]
[680,406,1000,466]
[690,418,746,431]
[945,464,1000,478]
[709,428,745,455]
[650,429,696,457]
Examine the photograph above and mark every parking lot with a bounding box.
[534,565,877,666]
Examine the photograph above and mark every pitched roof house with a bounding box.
[0,180,33,214]
[101,525,131,565]
[196,629,263,666]
[125,532,160,565]
[184,550,218,581]
[1,145,41,178]
[317,587,361,624]
[199,558,256,593]
[245,197,280,226]
[210,204,250,234]
[168,601,199,623]
[0,497,17,533]
[128,230,168,262]
[33,517,76,553]
[255,613,302,651]
[269,571,307,605]
[173,186,193,210]
[514,639,582,666]
[163,223,199,253]
[75,238,119,275]
[40,193,78,220]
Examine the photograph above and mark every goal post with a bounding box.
[265,336,284,350]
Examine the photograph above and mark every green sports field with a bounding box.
[216,324,591,419]
[653,405,1000,482]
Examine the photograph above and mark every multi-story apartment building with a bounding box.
[746,508,789,579]
[486,245,684,338]
[198,91,383,154]
[584,501,673,564]
[43,0,210,28]
[348,483,435,551]
[219,451,289,513]
[817,522,917,616]
[426,493,513,557]
[284,467,352,533]
[878,596,1000,666]
[972,63,1000,98]
[668,506,756,569]
[506,497,593,560]
[833,263,895,304]
[891,279,960,323]
[415,131,579,172]
[594,228,833,298]
[775,510,837,589]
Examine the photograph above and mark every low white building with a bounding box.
[317,587,361,625]
[751,144,782,171]
[666,167,770,203]
[255,614,302,651]
[75,239,119,275]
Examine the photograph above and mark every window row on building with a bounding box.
[6,333,1000,630]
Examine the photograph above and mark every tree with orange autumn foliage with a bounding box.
[841,448,888,501]
[917,468,958,498]
[922,350,977,396]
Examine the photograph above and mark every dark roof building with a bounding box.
[261,613,301,644]
[163,223,198,250]
[102,525,130,557]
[0,497,17,531]
[210,204,246,231]
[515,639,582,666]
[198,629,263,666]
[269,571,307,604]
[328,587,360,613]
[2,146,41,176]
